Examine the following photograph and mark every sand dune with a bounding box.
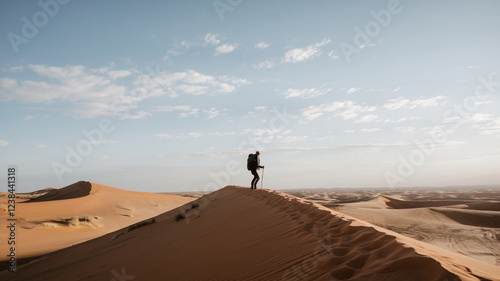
[26,181,92,202]
[0,181,193,270]
[431,207,500,228]
[378,195,474,209]
[330,192,500,267]
[1,186,498,280]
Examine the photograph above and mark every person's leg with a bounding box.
[251,169,259,189]
[255,170,260,188]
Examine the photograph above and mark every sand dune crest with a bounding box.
[26,181,92,202]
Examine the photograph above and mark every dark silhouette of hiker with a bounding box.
[248,151,264,189]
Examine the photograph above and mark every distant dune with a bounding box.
[25,181,92,202]
[330,192,500,267]
[0,181,193,270]
[1,186,498,280]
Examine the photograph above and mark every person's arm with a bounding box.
[258,157,264,168]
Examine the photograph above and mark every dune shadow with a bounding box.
[381,196,473,209]
[23,181,92,203]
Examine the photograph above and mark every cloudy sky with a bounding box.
[1,0,499,192]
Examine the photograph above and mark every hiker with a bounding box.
[247,151,264,189]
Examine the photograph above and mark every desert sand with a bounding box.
[1,185,499,280]
[289,187,500,267]
[0,181,193,270]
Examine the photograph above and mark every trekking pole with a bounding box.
[261,167,264,189]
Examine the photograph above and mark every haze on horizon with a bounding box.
[1,0,499,193]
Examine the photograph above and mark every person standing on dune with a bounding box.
[247,151,264,189]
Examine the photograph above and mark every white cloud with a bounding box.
[204,33,221,45]
[465,114,500,135]
[179,40,192,48]
[107,70,132,79]
[346,87,360,94]
[183,132,202,138]
[383,98,409,110]
[327,50,339,60]
[467,113,495,123]
[6,65,24,72]
[203,108,219,119]
[314,38,331,47]
[71,101,136,119]
[155,105,224,119]
[283,46,319,63]
[477,118,500,135]
[155,105,199,117]
[410,96,446,108]
[282,88,331,99]
[0,140,9,146]
[121,111,152,120]
[155,134,172,139]
[383,96,446,110]
[28,64,87,79]
[396,126,416,134]
[0,63,246,119]
[421,125,447,135]
[355,114,379,123]
[301,100,376,120]
[209,131,236,136]
[241,128,306,145]
[384,117,420,123]
[135,69,245,98]
[283,38,330,63]
[302,102,346,120]
[273,142,421,154]
[36,144,47,148]
[253,60,276,69]
[164,40,194,60]
[155,132,202,139]
[360,128,382,133]
[0,64,128,107]
[279,135,308,143]
[215,43,238,55]
[255,42,269,49]
[219,75,250,86]
[242,128,279,144]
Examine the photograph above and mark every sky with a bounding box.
[1,0,499,193]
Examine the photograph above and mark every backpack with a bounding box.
[247,154,258,170]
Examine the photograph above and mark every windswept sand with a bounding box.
[1,186,498,280]
[0,181,193,269]
[290,188,500,267]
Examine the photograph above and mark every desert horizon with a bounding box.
[1,181,499,280]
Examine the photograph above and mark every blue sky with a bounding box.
[1,0,499,192]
